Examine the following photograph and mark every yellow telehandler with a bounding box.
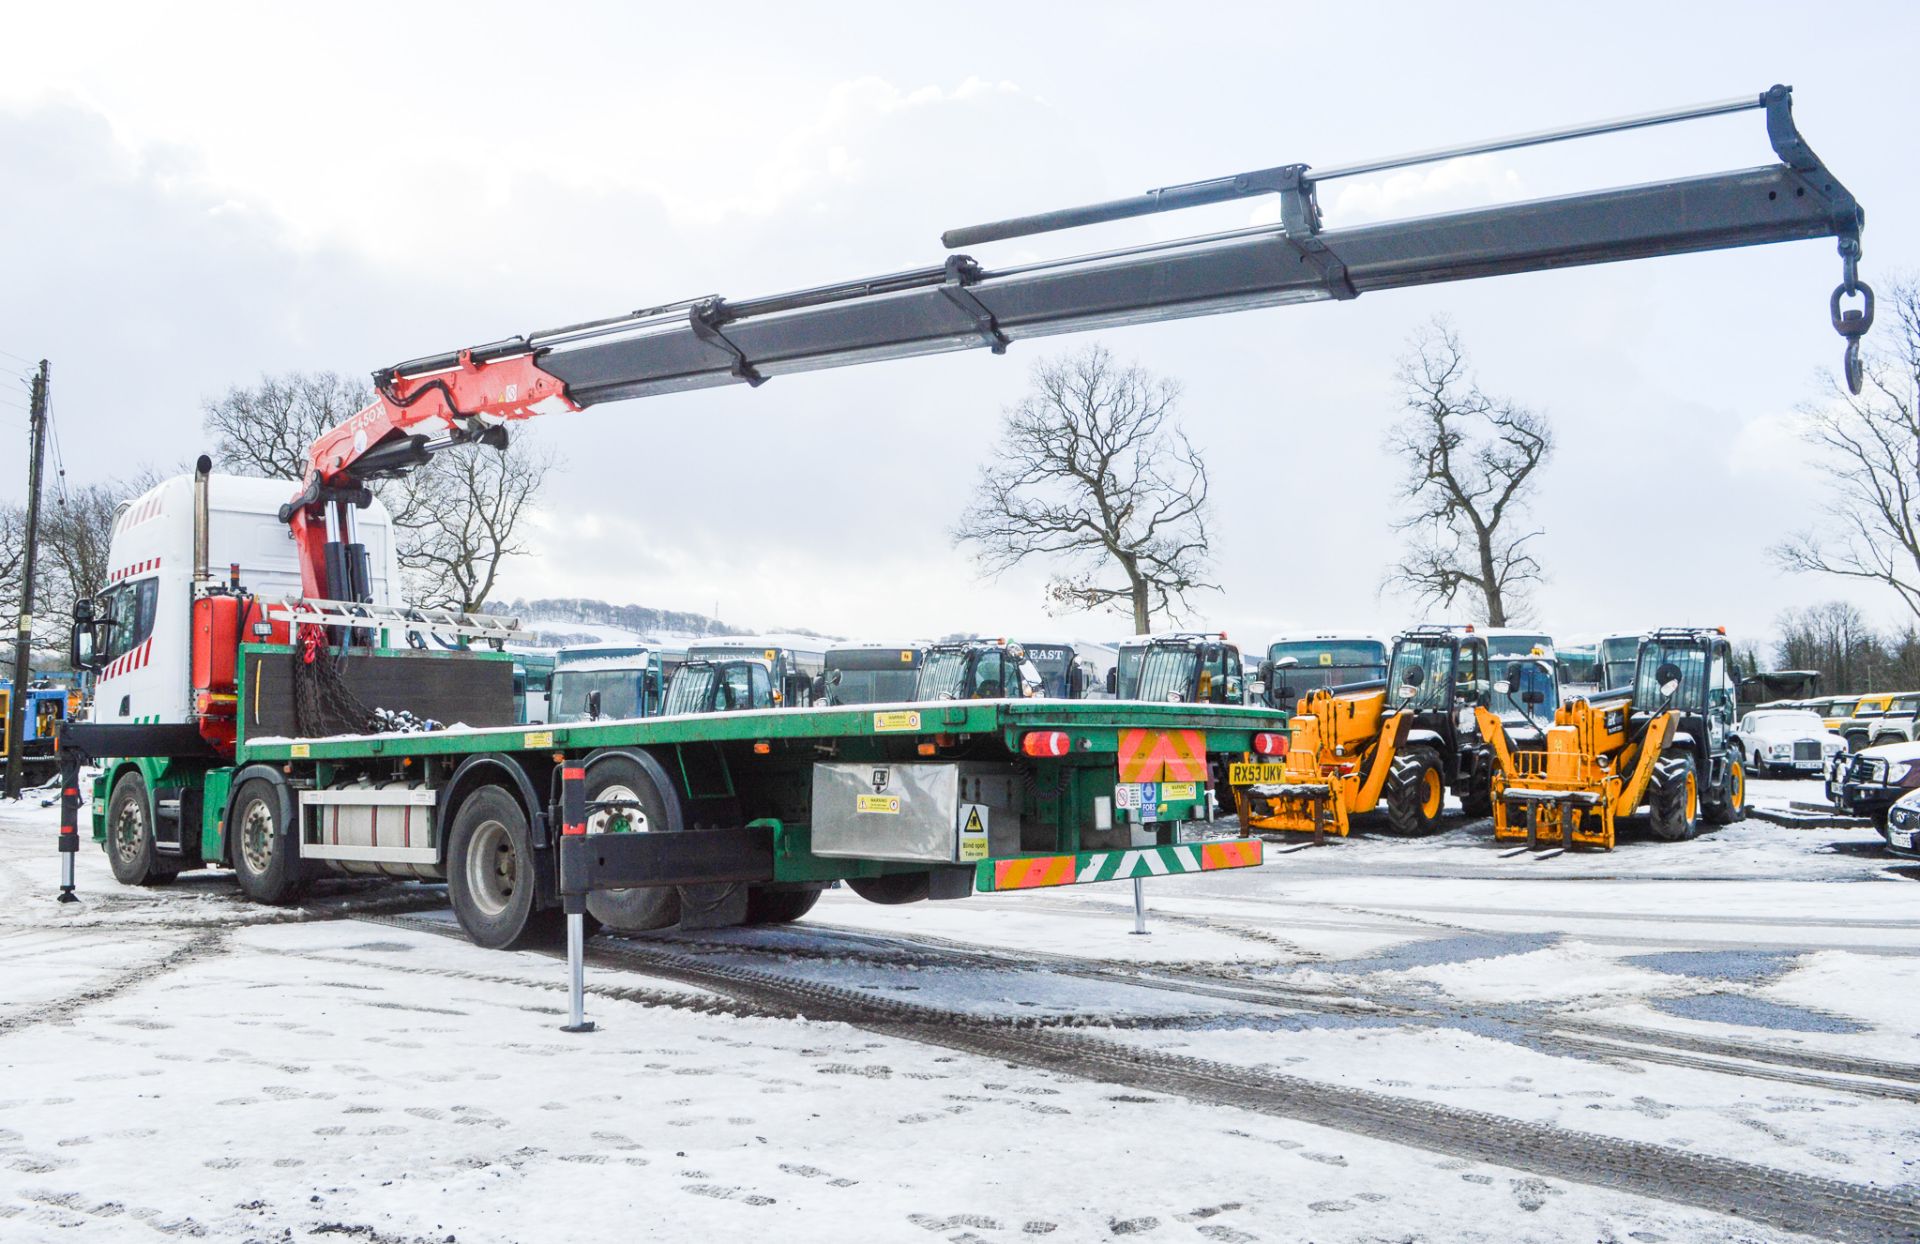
[1234,626,1498,838]
[1476,629,1746,850]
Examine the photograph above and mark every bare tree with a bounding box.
[390,439,556,611]
[0,472,162,653]
[954,344,1215,633]
[1384,319,1553,626]
[1774,278,1920,620]
[0,502,23,639]
[1773,599,1881,693]
[203,371,558,610]
[202,371,371,481]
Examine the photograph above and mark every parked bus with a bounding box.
[1260,632,1390,708]
[511,652,555,724]
[686,635,828,707]
[820,643,924,706]
[1598,633,1645,691]
[549,643,687,723]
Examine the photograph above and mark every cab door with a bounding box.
[1706,640,1736,753]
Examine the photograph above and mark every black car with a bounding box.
[1836,746,1920,826]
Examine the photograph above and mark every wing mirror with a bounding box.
[1105,667,1118,695]
[586,689,602,721]
[1656,662,1683,697]
[1275,656,1300,670]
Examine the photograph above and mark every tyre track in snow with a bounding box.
[787,921,1920,1099]
[0,928,227,1036]
[369,913,1920,1244]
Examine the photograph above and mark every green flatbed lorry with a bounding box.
[81,632,1275,948]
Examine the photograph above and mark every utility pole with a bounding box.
[5,360,49,799]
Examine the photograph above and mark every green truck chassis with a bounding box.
[65,643,1277,948]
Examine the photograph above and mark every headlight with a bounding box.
[1892,803,1920,826]
[1891,761,1920,783]
[1769,743,1792,756]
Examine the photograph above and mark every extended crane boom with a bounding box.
[285,84,1867,600]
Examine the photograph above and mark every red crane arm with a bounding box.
[283,350,580,599]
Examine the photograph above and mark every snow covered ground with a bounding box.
[2,777,1916,1243]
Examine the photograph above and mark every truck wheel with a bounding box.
[1703,755,1745,826]
[106,770,175,887]
[447,786,559,950]
[1647,754,1699,841]
[230,776,306,904]
[744,886,823,924]
[581,756,682,933]
[1384,748,1445,835]
[848,874,930,905]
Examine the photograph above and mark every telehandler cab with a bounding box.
[1478,627,1746,850]
[1234,626,1496,837]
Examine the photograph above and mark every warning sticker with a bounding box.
[856,794,901,814]
[873,710,922,733]
[524,731,555,749]
[290,743,311,759]
[1319,652,1333,665]
[1158,782,1198,802]
[1114,782,1152,810]
[958,802,990,861]
[1230,762,1290,785]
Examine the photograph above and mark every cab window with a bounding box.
[100,578,158,663]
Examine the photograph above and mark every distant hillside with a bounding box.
[500,597,833,650]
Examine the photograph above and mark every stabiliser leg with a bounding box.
[56,745,81,903]
[557,765,594,1034]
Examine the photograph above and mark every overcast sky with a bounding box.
[3,1,1916,651]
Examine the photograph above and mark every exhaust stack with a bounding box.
[193,454,212,588]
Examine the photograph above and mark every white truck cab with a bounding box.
[89,472,401,728]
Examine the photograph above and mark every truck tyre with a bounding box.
[1703,755,1746,826]
[581,756,682,933]
[447,785,560,950]
[1647,754,1700,841]
[230,775,306,904]
[106,770,175,887]
[744,886,824,924]
[848,873,930,905]
[1383,748,1445,835]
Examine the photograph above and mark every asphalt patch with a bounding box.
[1626,949,1802,984]
[1650,993,1867,1034]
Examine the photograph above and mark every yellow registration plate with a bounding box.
[1230,762,1289,785]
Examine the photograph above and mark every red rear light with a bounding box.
[1022,731,1071,758]
[1252,732,1288,756]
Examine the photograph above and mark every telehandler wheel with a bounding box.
[1703,755,1746,826]
[106,770,176,887]
[744,886,824,924]
[848,873,930,905]
[1647,753,1700,841]
[447,785,561,950]
[581,756,683,933]
[1384,748,1446,835]
[229,775,306,905]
